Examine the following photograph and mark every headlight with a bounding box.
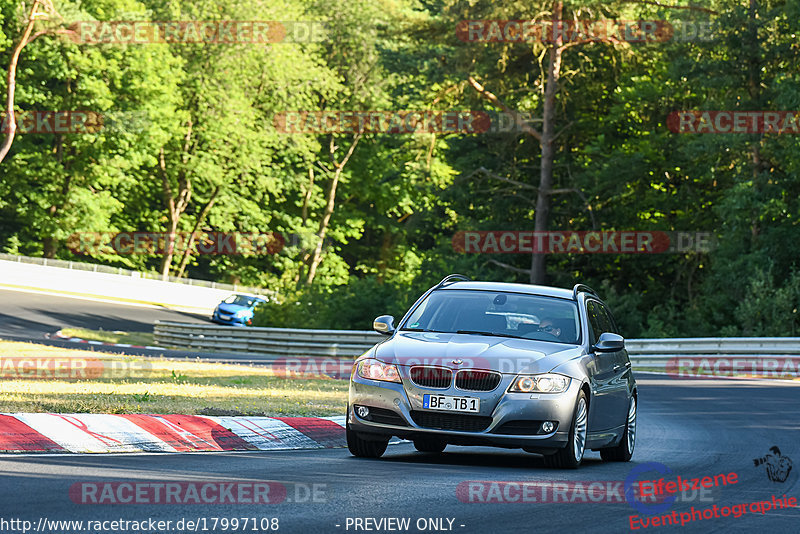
[235,309,248,318]
[356,358,401,383]
[508,373,570,393]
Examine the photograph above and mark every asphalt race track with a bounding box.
[1,376,798,534]
[0,291,798,533]
[0,289,207,338]
[0,289,276,363]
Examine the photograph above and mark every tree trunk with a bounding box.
[377,231,393,283]
[174,185,221,279]
[747,0,762,246]
[294,167,317,284]
[530,1,564,285]
[160,216,180,280]
[301,167,314,224]
[0,1,45,164]
[305,168,340,285]
[158,144,192,280]
[305,135,360,285]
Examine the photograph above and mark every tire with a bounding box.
[543,390,588,469]
[600,395,636,462]
[346,424,389,458]
[413,438,446,453]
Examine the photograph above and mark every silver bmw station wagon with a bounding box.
[347,275,637,468]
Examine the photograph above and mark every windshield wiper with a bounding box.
[455,330,528,340]
[400,327,441,332]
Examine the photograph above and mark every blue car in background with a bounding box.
[211,294,267,326]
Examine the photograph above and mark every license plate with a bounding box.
[219,314,231,320]
[422,394,479,413]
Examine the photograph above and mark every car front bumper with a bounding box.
[348,374,582,452]
[211,311,247,325]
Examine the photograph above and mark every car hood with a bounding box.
[218,303,249,314]
[373,331,583,375]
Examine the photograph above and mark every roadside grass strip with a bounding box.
[0,413,347,453]
[0,341,348,416]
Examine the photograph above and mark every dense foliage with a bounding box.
[1,0,798,337]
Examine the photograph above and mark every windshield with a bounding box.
[223,295,260,307]
[401,289,581,344]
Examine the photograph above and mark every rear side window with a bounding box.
[586,300,615,344]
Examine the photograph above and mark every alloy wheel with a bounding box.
[626,397,637,454]
[573,397,588,462]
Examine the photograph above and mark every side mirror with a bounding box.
[593,332,625,352]
[373,315,396,335]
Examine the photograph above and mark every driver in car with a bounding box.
[538,318,564,340]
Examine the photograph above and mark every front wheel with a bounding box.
[543,390,588,469]
[600,396,636,462]
[346,424,389,458]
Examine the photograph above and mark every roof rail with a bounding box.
[572,283,598,300]
[436,274,470,289]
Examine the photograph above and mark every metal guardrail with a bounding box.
[154,322,800,368]
[154,321,381,358]
[0,252,270,296]
[625,338,800,370]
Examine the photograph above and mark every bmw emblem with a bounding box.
[452,359,463,365]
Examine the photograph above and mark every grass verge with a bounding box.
[0,341,348,416]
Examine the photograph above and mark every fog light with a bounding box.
[356,406,370,419]
[541,421,555,433]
